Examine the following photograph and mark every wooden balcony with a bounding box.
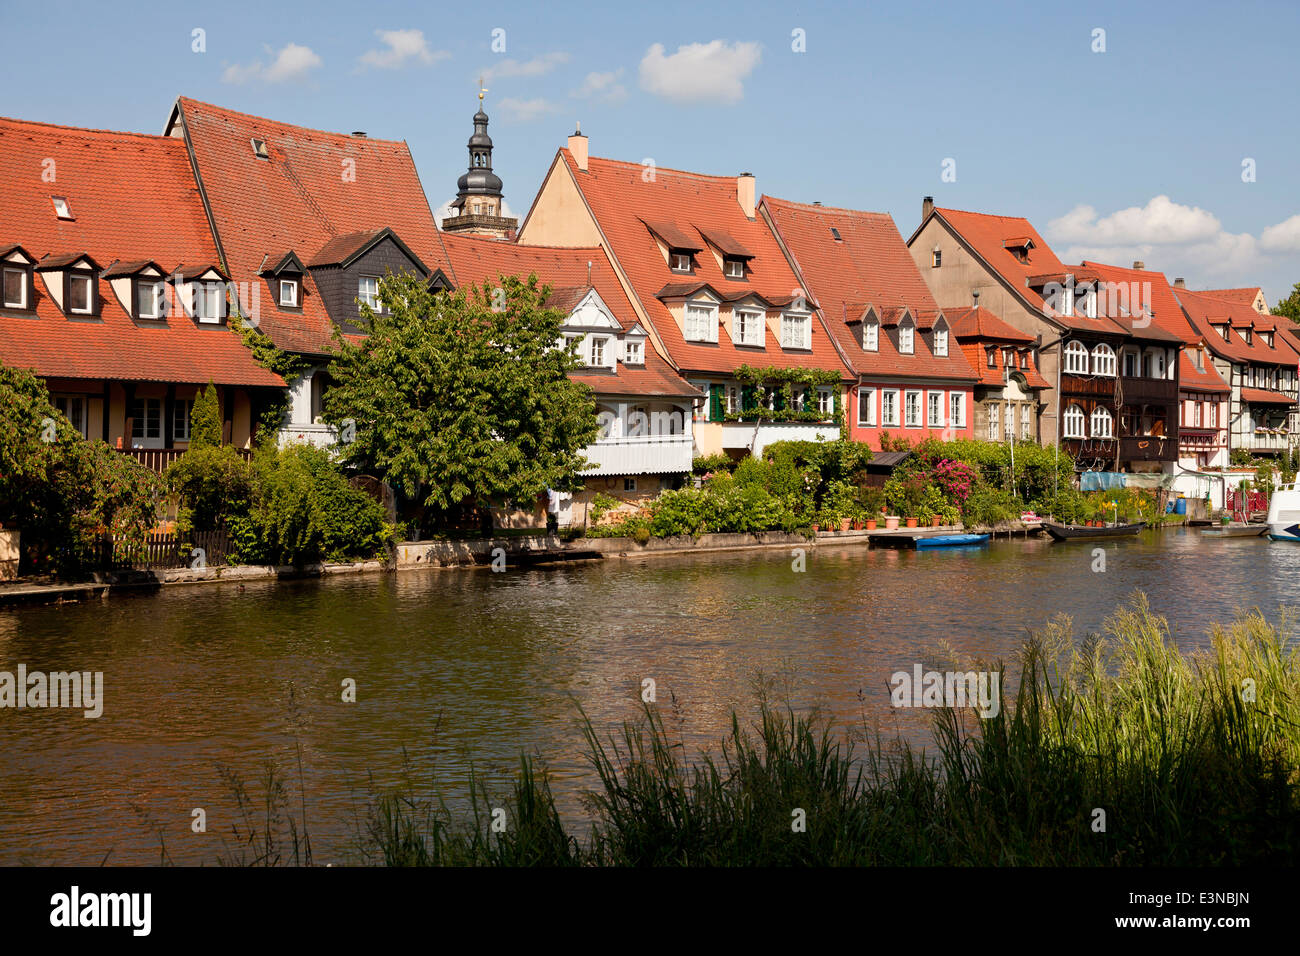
[120,446,252,474]
[1118,375,1178,405]
[1062,435,1178,464]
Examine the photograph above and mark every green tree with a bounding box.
[1272,281,1300,324]
[323,272,600,518]
[190,381,223,449]
[1,362,161,574]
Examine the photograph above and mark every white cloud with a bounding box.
[496,97,561,123]
[358,29,448,70]
[222,42,322,85]
[482,52,570,82]
[1260,214,1300,253]
[638,40,761,104]
[572,69,627,104]
[1048,195,1222,246]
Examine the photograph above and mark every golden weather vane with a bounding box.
[478,75,488,104]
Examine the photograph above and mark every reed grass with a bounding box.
[283,592,1300,865]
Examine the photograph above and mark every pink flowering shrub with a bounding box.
[931,458,978,506]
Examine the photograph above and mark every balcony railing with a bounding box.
[720,420,840,456]
[120,447,252,474]
[1119,435,1178,462]
[1118,375,1179,405]
[582,435,694,476]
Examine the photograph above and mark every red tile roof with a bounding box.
[762,197,975,383]
[440,233,699,399]
[1240,387,1296,406]
[174,97,453,357]
[945,306,1050,388]
[1177,352,1229,393]
[1175,287,1300,368]
[0,115,281,387]
[1198,287,1262,305]
[947,306,1035,343]
[543,152,850,378]
[930,207,1179,343]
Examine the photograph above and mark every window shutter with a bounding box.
[833,388,841,415]
[709,384,723,422]
[741,385,756,413]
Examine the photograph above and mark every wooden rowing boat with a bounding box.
[1199,524,1268,538]
[1042,521,1144,541]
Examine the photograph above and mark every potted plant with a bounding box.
[884,515,900,530]
[865,514,878,531]
[905,516,919,528]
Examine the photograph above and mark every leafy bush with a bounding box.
[166,444,255,535]
[962,486,1018,526]
[692,453,734,476]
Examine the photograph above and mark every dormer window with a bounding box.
[1263,331,1273,347]
[670,251,694,273]
[251,138,269,160]
[358,275,381,312]
[898,324,914,354]
[1244,328,1253,345]
[863,318,878,352]
[780,312,811,350]
[624,339,644,365]
[52,196,73,220]
[934,327,948,356]
[724,258,745,279]
[3,266,28,309]
[589,336,607,366]
[67,273,96,314]
[279,278,299,307]
[733,308,764,347]
[684,302,717,343]
[135,279,167,319]
[193,283,225,324]
[987,348,996,368]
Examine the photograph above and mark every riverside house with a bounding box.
[943,305,1051,442]
[0,116,284,467]
[908,202,1184,473]
[1173,286,1298,460]
[163,97,458,448]
[761,197,977,449]
[517,130,853,459]
[439,232,701,525]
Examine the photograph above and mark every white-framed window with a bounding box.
[1082,287,1097,318]
[1062,285,1075,317]
[733,309,764,346]
[726,385,739,414]
[590,336,607,366]
[863,319,878,351]
[931,249,941,268]
[899,324,914,354]
[1005,405,1015,440]
[1063,403,1086,439]
[988,403,1000,440]
[174,399,193,441]
[671,251,692,273]
[724,258,745,279]
[194,283,224,323]
[624,339,644,365]
[858,387,876,427]
[949,391,965,428]
[927,390,944,427]
[52,196,73,220]
[904,389,922,427]
[1209,401,1218,427]
[1152,350,1167,378]
[564,334,583,358]
[1123,350,1139,377]
[934,327,948,357]
[279,278,299,307]
[685,302,717,343]
[1020,403,1031,439]
[136,280,166,319]
[987,348,997,368]
[816,387,834,416]
[129,397,162,442]
[1091,405,1114,438]
[1063,341,1089,374]
[3,267,27,309]
[1091,343,1117,377]
[881,389,900,427]
[358,275,380,311]
[68,274,94,314]
[780,312,811,350]
[52,395,87,438]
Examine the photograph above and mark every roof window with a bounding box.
[251,138,269,160]
[52,196,73,220]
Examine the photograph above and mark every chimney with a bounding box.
[1173,277,1185,288]
[922,195,934,220]
[1132,260,1145,270]
[351,131,367,138]
[737,172,756,219]
[568,123,588,172]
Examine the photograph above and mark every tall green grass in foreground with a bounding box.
[352,592,1297,865]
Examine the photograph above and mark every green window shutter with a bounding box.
[834,388,841,415]
[709,384,723,422]
[741,385,756,413]
[774,386,786,412]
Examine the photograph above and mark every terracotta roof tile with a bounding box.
[1240,387,1296,405]
[763,196,974,382]
[0,114,281,387]
[1176,287,1299,368]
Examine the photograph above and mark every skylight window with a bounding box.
[251,138,269,160]
[830,227,842,241]
[52,196,73,220]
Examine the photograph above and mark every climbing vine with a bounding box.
[727,364,845,427]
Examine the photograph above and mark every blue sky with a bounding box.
[3,0,1298,302]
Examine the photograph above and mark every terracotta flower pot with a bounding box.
[865,519,877,530]
[884,516,900,530]
[840,518,852,532]
[905,517,919,528]
[931,515,942,527]
[811,523,820,533]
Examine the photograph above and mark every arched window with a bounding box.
[1090,405,1114,438]
[1063,403,1086,439]
[1091,343,1116,377]
[1064,341,1089,374]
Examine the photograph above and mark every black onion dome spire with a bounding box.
[457,93,503,198]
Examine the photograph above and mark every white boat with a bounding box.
[1266,483,1300,542]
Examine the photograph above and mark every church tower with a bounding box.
[442,84,518,239]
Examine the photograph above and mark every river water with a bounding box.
[2,529,1297,865]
